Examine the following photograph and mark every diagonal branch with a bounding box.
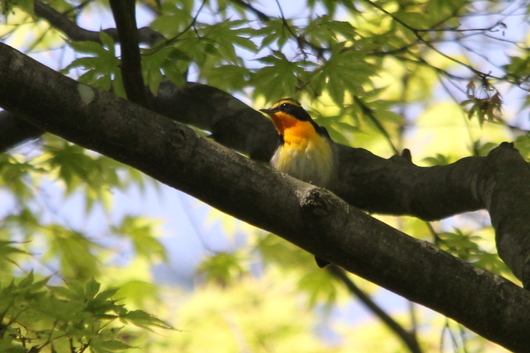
[0,111,44,148]
[2,42,530,352]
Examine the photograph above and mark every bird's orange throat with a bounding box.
[270,112,318,143]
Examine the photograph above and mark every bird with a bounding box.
[260,98,337,268]
[259,98,337,190]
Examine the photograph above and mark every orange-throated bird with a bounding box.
[260,98,338,267]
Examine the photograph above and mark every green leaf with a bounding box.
[257,18,294,50]
[99,30,115,52]
[438,229,482,262]
[0,240,28,264]
[67,40,109,56]
[94,339,131,351]
[18,271,34,288]
[298,269,338,308]
[199,20,258,63]
[149,8,193,36]
[0,154,38,200]
[315,48,375,106]
[422,153,453,166]
[15,0,34,16]
[45,226,100,281]
[95,288,120,302]
[121,310,174,330]
[116,280,159,307]
[514,135,530,159]
[50,285,77,300]
[63,36,121,91]
[85,278,101,299]
[251,51,307,101]
[112,216,167,262]
[197,252,248,285]
[395,11,431,30]
[326,19,356,38]
[40,142,122,212]
[256,234,315,268]
[303,15,356,46]
[470,140,497,157]
[426,0,471,19]
[473,252,511,276]
[202,64,249,91]
[112,69,127,98]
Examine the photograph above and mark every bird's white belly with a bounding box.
[271,138,334,188]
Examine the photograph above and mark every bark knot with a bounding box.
[300,187,333,217]
[168,123,187,148]
[390,148,413,165]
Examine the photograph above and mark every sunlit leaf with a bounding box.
[197,251,248,286]
[112,216,167,263]
[121,310,174,330]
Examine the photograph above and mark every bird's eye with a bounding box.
[281,103,288,108]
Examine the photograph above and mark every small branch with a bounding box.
[108,0,148,107]
[154,0,207,51]
[353,96,399,155]
[270,0,327,60]
[33,1,164,45]
[328,266,423,353]
[363,0,485,77]
[230,0,270,22]
[33,1,100,42]
[361,0,530,92]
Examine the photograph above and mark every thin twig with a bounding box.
[353,96,399,155]
[361,0,530,92]
[327,266,423,353]
[230,0,270,22]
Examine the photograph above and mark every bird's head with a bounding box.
[260,98,316,135]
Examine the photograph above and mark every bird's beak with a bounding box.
[259,108,274,115]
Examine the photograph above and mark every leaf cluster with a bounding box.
[63,32,126,98]
[0,274,172,353]
[461,79,503,126]
[436,228,511,277]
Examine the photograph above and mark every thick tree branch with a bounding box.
[2,43,530,352]
[153,81,278,162]
[0,111,44,149]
